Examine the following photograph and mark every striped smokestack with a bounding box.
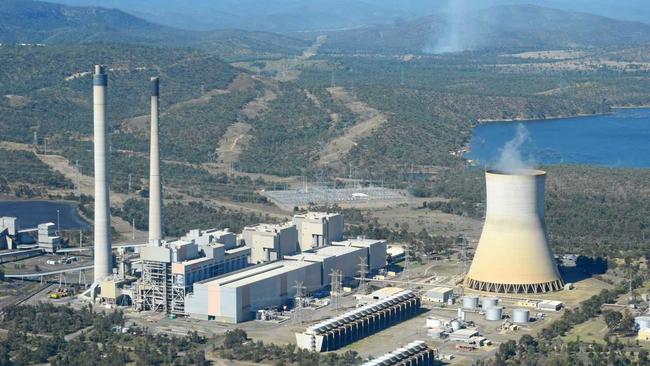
[148,77,162,243]
[93,65,112,281]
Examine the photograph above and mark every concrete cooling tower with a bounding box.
[465,170,563,293]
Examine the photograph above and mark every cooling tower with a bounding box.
[148,77,162,243]
[464,170,563,293]
[93,65,112,281]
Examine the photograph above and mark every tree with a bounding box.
[604,311,623,331]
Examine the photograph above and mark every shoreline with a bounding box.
[465,105,650,169]
[476,105,650,124]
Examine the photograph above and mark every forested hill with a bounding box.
[320,5,650,54]
[0,0,308,59]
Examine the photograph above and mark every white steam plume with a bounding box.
[493,124,536,173]
[423,0,478,54]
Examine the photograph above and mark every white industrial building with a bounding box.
[332,237,387,272]
[133,234,250,315]
[0,217,22,250]
[243,222,299,264]
[422,287,454,303]
[293,212,344,251]
[186,260,322,323]
[285,244,367,285]
[37,223,63,253]
[185,238,388,323]
[182,228,237,249]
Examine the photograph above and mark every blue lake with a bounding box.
[466,108,650,169]
[0,200,90,230]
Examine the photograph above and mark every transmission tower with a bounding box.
[457,235,468,298]
[293,281,305,325]
[128,173,132,195]
[404,245,411,289]
[330,269,342,313]
[357,257,369,296]
[33,131,38,148]
[74,160,81,197]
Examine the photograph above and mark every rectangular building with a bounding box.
[182,228,237,249]
[293,212,344,251]
[423,287,454,303]
[186,260,321,323]
[243,223,298,264]
[331,237,387,272]
[135,236,250,315]
[284,244,366,285]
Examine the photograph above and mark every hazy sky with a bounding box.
[47,0,650,32]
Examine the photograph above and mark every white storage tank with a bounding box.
[451,320,461,331]
[462,296,479,309]
[485,307,503,321]
[426,317,442,328]
[428,328,444,339]
[482,297,499,309]
[512,308,530,324]
[635,316,650,330]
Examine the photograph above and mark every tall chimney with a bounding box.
[93,65,112,281]
[148,77,162,243]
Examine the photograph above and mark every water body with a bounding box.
[466,108,650,169]
[0,201,90,230]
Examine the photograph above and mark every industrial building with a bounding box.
[331,237,387,272]
[360,340,436,366]
[133,235,250,315]
[1,217,63,252]
[296,290,421,351]
[465,170,564,293]
[284,238,386,285]
[0,217,20,249]
[182,228,237,248]
[186,260,321,323]
[243,222,299,264]
[422,287,454,303]
[185,241,387,323]
[537,300,563,311]
[293,212,343,251]
[36,223,63,253]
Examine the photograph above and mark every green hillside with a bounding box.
[0,0,308,60]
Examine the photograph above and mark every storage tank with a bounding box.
[635,316,650,330]
[512,309,530,324]
[451,320,461,331]
[462,296,479,309]
[482,297,499,308]
[428,328,444,339]
[426,317,442,328]
[485,307,503,321]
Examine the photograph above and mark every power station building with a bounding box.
[134,235,250,315]
[243,222,299,264]
[465,170,563,293]
[186,260,322,323]
[295,290,421,351]
[284,238,386,285]
[293,212,344,251]
[185,238,387,323]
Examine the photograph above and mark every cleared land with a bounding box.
[318,87,388,167]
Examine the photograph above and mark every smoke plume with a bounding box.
[424,0,478,54]
[493,124,536,173]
